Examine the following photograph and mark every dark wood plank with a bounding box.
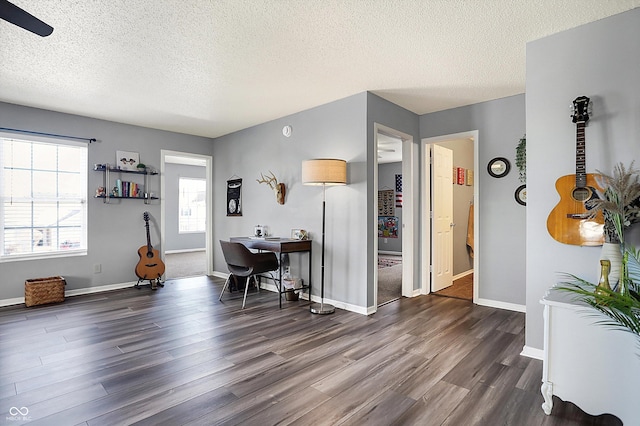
[0,275,623,425]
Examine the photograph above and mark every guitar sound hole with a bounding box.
[572,187,592,202]
[147,252,154,259]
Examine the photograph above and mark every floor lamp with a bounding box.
[302,158,347,315]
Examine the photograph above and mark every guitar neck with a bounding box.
[146,222,152,253]
[575,122,587,187]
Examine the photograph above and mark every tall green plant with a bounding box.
[587,162,640,244]
[560,162,640,341]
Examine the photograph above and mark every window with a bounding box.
[179,177,206,233]
[0,134,88,260]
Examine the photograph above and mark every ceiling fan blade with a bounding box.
[0,0,53,37]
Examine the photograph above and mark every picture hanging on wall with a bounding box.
[395,174,403,208]
[115,150,140,171]
[378,189,394,216]
[378,216,399,238]
[466,170,474,186]
[227,178,242,216]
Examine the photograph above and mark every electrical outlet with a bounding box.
[94,263,102,274]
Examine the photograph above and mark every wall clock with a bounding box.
[487,157,511,178]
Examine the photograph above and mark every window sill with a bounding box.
[0,249,87,263]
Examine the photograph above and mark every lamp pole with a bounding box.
[311,182,335,314]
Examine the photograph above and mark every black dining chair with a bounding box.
[218,240,279,309]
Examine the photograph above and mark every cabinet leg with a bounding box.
[541,381,553,415]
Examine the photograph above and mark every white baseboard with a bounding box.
[165,248,206,254]
[476,297,526,313]
[521,345,544,360]
[212,271,228,279]
[66,281,137,297]
[317,295,369,315]
[0,281,137,308]
[378,250,402,256]
[453,269,473,281]
[0,297,24,307]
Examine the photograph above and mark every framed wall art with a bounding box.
[378,189,394,216]
[116,150,140,171]
[226,178,242,216]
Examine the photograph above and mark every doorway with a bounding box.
[161,150,213,279]
[377,133,403,305]
[422,131,478,303]
[374,124,415,309]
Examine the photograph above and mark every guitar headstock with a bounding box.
[570,96,591,124]
[143,211,150,223]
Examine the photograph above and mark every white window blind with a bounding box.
[0,135,88,260]
[179,177,206,233]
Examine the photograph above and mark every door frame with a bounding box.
[421,131,479,302]
[373,123,415,308]
[160,150,214,276]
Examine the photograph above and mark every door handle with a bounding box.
[450,223,456,227]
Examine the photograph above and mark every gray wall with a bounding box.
[366,93,421,306]
[212,93,370,310]
[164,163,206,252]
[526,8,640,351]
[378,161,402,253]
[437,138,474,276]
[0,102,212,300]
[420,94,526,305]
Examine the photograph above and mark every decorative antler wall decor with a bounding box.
[257,171,286,204]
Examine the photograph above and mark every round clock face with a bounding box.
[282,125,292,137]
[487,157,511,178]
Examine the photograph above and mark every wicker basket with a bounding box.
[24,276,66,307]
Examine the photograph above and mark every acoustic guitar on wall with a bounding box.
[135,211,166,289]
[546,96,604,246]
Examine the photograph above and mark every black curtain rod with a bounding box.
[0,127,97,143]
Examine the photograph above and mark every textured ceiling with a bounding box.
[1,1,639,138]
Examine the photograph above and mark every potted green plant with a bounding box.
[560,162,640,341]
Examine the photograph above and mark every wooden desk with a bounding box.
[230,237,312,308]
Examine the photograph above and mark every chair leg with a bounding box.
[219,274,231,301]
[242,275,253,309]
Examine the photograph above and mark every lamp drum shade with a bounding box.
[302,159,347,185]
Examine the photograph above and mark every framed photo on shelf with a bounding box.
[116,150,140,171]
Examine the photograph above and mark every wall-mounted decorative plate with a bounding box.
[487,157,511,178]
[515,184,527,206]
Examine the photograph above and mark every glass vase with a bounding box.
[596,259,612,298]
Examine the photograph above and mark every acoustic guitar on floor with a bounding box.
[546,95,604,246]
[135,211,166,287]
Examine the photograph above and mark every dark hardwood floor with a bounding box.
[0,276,621,425]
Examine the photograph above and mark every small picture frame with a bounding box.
[515,184,527,206]
[291,229,308,240]
[116,150,140,171]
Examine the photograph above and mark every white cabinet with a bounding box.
[541,288,639,424]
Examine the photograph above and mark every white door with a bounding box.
[432,144,453,292]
